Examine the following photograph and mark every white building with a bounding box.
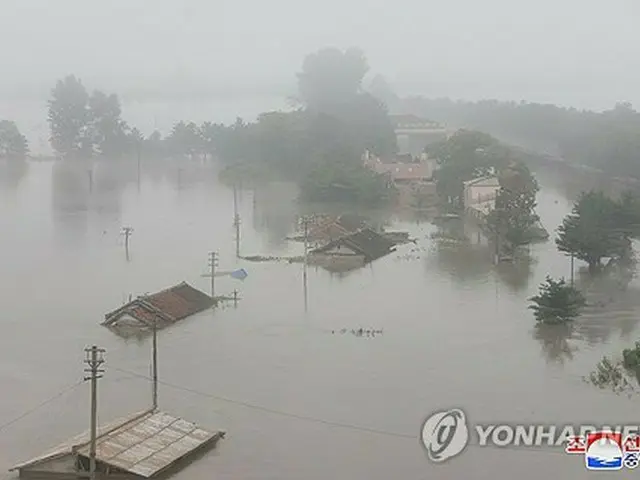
[463,176,501,218]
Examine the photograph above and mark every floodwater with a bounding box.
[1,159,640,479]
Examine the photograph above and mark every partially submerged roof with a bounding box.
[305,214,369,242]
[463,176,500,187]
[103,282,214,329]
[10,409,225,478]
[9,410,152,472]
[311,227,396,262]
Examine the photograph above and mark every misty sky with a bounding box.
[1,0,639,149]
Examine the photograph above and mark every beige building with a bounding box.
[463,176,501,218]
[362,151,436,184]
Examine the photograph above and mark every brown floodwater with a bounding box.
[1,159,640,479]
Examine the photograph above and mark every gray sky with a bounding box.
[1,0,639,146]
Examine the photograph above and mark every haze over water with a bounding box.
[1,160,640,479]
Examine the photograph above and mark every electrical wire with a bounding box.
[0,380,84,434]
[110,365,567,455]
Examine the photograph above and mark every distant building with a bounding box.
[102,282,214,335]
[10,408,225,480]
[462,176,501,219]
[389,114,451,156]
[362,151,436,185]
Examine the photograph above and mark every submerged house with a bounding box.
[10,408,225,480]
[103,282,214,334]
[308,227,396,271]
[362,151,436,186]
[298,214,370,244]
[462,176,501,219]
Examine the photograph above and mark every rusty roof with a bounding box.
[10,409,225,478]
[103,282,213,328]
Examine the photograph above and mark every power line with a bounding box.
[109,366,566,455]
[0,380,84,434]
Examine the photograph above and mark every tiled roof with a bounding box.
[312,228,396,262]
[103,282,213,328]
[146,283,213,320]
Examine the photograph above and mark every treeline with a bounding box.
[394,95,640,178]
[43,48,398,204]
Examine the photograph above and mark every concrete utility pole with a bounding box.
[136,142,141,192]
[88,170,93,193]
[121,227,133,261]
[152,319,158,410]
[83,346,105,480]
[233,185,241,258]
[208,252,219,299]
[570,253,575,287]
[301,216,311,313]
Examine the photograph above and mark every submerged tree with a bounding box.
[428,130,507,207]
[556,191,637,272]
[0,120,29,159]
[48,75,90,158]
[486,163,540,253]
[528,276,586,325]
[586,356,636,395]
[87,90,129,157]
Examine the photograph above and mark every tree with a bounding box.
[299,161,394,205]
[486,163,540,252]
[0,120,28,159]
[528,276,586,325]
[556,191,632,272]
[166,121,203,158]
[368,74,398,108]
[428,130,507,206]
[48,75,90,158]
[88,90,129,157]
[297,47,368,113]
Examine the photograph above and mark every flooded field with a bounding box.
[1,159,640,479]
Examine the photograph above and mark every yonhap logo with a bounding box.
[421,408,469,462]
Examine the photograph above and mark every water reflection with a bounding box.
[573,275,640,347]
[426,219,533,290]
[251,183,299,249]
[0,159,29,192]
[533,323,577,365]
[495,254,535,292]
[51,160,90,245]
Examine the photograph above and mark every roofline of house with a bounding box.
[463,175,500,186]
[9,408,155,472]
[103,283,193,326]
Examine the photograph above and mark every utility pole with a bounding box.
[301,216,310,313]
[152,319,158,410]
[136,141,141,192]
[233,185,241,258]
[570,253,575,287]
[88,170,93,193]
[208,252,218,299]
[83,346,105,480]
[121,227,133,261]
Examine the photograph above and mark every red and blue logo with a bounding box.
[566,432,640,470]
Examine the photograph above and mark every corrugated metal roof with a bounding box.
[76,411,222,478]
[10,410,224,478]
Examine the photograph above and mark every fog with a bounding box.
[1,0,638,107]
